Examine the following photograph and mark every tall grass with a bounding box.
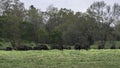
[0,50,120,68]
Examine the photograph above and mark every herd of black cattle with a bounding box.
[3,43,120,51]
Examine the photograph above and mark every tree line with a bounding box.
[0,0,120,50]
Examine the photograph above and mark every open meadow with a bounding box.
[1,0,120,68]
[0,49,120,68]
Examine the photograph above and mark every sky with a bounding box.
[20,0,120,12]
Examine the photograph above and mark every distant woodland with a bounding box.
[0,0,120,50]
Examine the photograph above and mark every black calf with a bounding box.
[51,45,63,50]
[98,44,104,49]
[15,45,32,50]
[33,44,49,50]
[74,43,83,50]
[6,47,12,51]
[110,45,116,49]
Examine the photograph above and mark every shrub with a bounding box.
[33,44,49,50]
[0,44,4,50]
[6,47,12,51]
[0,43,2,46]
[15,45,32,50]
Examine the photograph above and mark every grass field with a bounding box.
[0,50,120,68]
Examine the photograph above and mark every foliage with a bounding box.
[0,0,120,49]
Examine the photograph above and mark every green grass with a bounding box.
[0,50,120,68]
